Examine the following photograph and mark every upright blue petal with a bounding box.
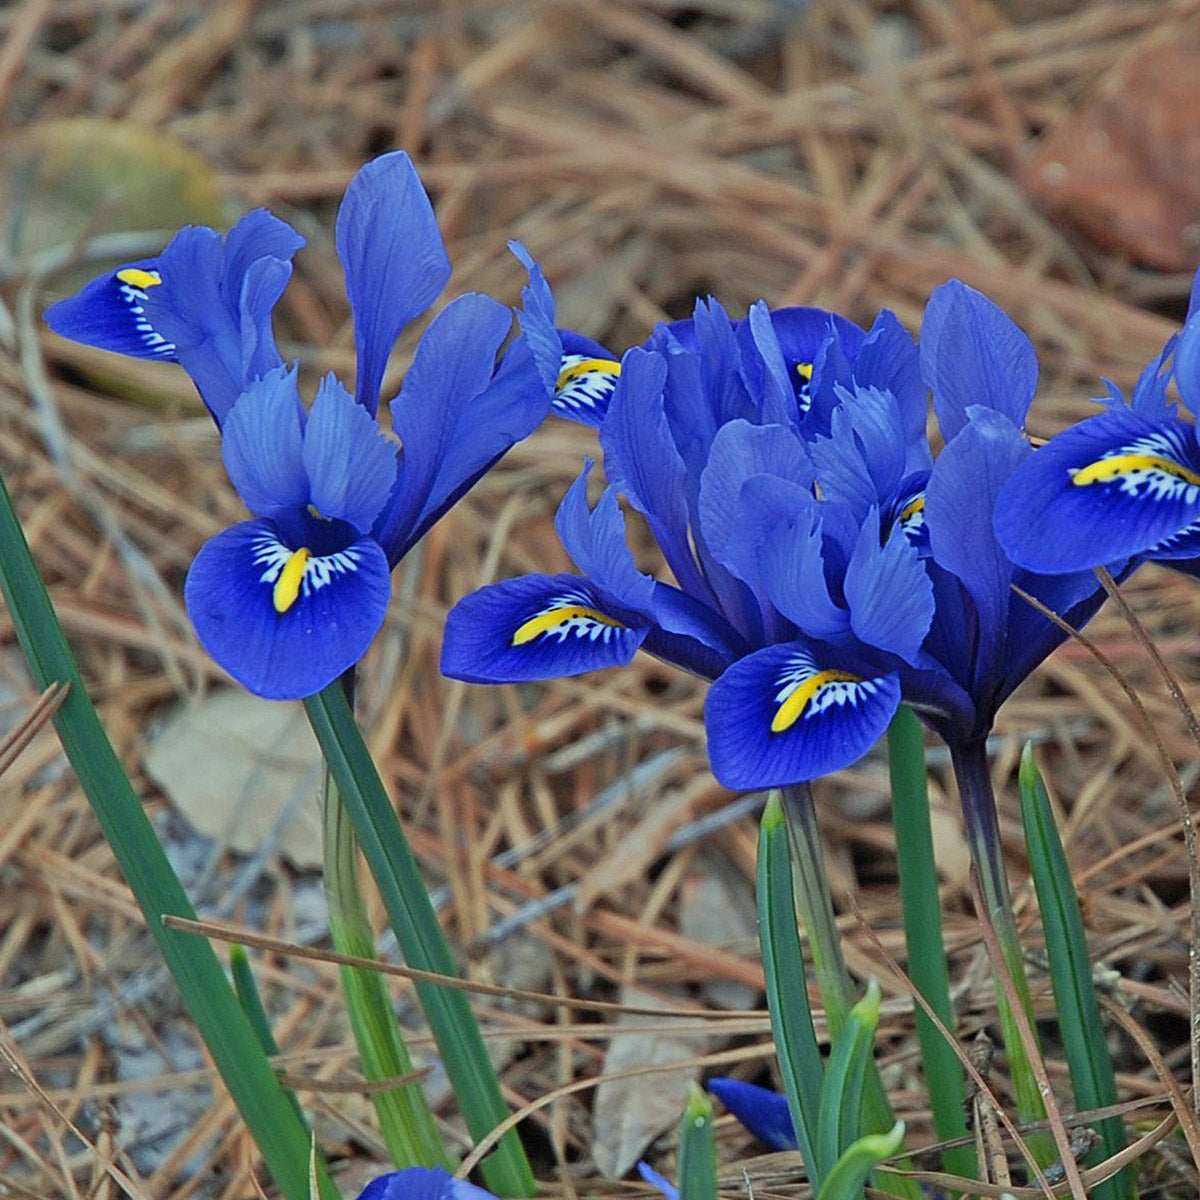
[377,293,513,557]
[441,574,649,684]
[1174,310,1200,414]
[844,510,934,665]
[921,280,1037,440]
[811,384,906,519]
[185,518,391,700]
[707,1078,796,1151]
[508,240,562,393]
[600,348,713,603]
[852,309,931,471]
[554,466,656,614]
[336,151,451,411]
[44,258,178,360]
[742,301,797,427]
[303,374,398,533]
[994,407,1200,573]
[926,407,1030,692]
[220,366,308,519]
[705,640,900,789]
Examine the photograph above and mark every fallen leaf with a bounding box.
[144,690,322,870]
[592,988,705,1179]
[679,853,759,1010]
[1023,39,1200,270]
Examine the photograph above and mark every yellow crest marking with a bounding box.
[795,361,814,382]
[899,495,925,523]
[116,267,162,290]
[511,605,622,646]
[556,358,621,390]
[772,670,859,734]
[273,548,311,613]
[1072,453,1200,488]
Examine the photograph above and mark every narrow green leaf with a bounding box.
[677,1083,718,1200]
[1019,745,1134,1200]
[817,981,880,1177]
[815,1122,906,1200]
[304,682,535,1197]
[322,762,453,1170]
[886,707,974,1180]
[0,471,334,1200]
[758,792,825,1190]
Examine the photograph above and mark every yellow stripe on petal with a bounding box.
[899,495,925,523]
[556,358,621,390]
[511,605,622,646]
[273,547,311,613]
[116,267,162,290]
[771,669,859,734]
[1072,453,1200,488]
[796,361,814,382]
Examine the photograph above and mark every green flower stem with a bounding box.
[1019,746,1134,1200]
[780,785,921,1200]
[304,681,535,1197]
[885,708,973,1180]
[950,740,1052,1164]
[0,470,335,1200]
[322,751,454,1170]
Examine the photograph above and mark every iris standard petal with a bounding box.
[303,374,398,532]
[336,151,451,410]
[704,641,900,789]
[926,407,1030,686]
[601,347,713,603]
[844,511,934,665]
[852,310,932,472]
[921,280,1038,441]
[811,384,906,519]
[707,1078,797,1151]
[994,408,1200,573]
[508,240,562,393]
[440,574,649,684]
[185,519,391,700]
[221,366,308,518]
[1176,311,1200,413]
[43,258,177,360]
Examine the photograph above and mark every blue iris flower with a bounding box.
[354,1167,496,1200]
[442,292,948,790]
[995,269,1200,575]
[707,1077,797,1151]
[45,152,550,700]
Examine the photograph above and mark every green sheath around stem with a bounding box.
[0,470,335,1200]
[305,681,535,1197]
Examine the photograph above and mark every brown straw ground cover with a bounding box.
[2,0,1200,1195]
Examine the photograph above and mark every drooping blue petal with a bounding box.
[43,258,178,360]
[185,518,391,700]
[336,151,451,410]
[220,366,308,519]
[636,1163,679,1200]
[994,407,1200,573]
[376,292,514,558]
[844,510,934,664]
[1149,514,1200,559]
[356,1166,495,1200]
[600,347,713,603]
[555,466,656,614]
[926,407,1030,692]
[704,641,900,789]
[707,1078,796,1151]
[642,581,749,680]
[303,374,398,532]
[921,280,1038,441]
[440,574,649,684]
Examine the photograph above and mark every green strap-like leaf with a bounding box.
[815,1122,906,1200]
[1020,745,1135,1200]
[677,1083,718,1200]
[304,682,535,1197]
[0,470,334,1200]
[817,980,880,1177]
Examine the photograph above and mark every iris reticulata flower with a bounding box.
[442,293,955,789]
[706,1077,797,1151]
[354,1166,497,1200]
[995,271,1200,575]
[45,152,551,700]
